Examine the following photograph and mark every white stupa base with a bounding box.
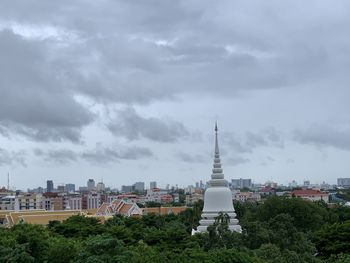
[195,187,242,234]
[196,224,242,233]
[197,215,242,233]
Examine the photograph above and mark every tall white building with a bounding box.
[196,124,241,233]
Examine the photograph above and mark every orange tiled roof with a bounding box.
[118,203,133,215]
[97,203,109,214]
[111,200,123,210]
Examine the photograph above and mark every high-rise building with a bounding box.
[133,182,145,192]
[96,182,106,192]
[303,180,310,187]
[121,185,134,193]
[338,178,350,187]
[231,178,252,189]
[57,185,65,193]
[196,124,241,234]
[87,179,95,191]
[47,180,54,193]
[150,181,157,189]
[65,184,75,193]
[289,180,298,188]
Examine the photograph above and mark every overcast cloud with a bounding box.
[0,0,350,189]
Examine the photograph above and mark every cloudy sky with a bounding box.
[1,0,350,190]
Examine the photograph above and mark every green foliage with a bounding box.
[315,220,350,258]
[1,197,349,262]
[336,189,350,201]
[255,244,321,263]
[76,234,135,263]
[145,201,161,207]
[246,196,330,232]
[178,199,203,232]
[0,245,35,263]
[49,215,105,238]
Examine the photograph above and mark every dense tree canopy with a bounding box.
[0,196,349,262]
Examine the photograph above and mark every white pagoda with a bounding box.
[196,124,242,233]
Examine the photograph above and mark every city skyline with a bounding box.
[1,1,350,189]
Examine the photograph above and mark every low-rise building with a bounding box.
[185,193,204,205]
[66,195,82,210]
[16,193,43,210]
[0,196,16,210]
[84,193,101,209]
[42,195,64,211]
[146,188,172,203]
[233,192,261,202]
[291,189,330,203]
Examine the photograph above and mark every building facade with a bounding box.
[338,178,350,188]
[231,178,252,189]
[47,180,54,192]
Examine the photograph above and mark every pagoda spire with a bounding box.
[215,122,219,154]
[210,123,226,186]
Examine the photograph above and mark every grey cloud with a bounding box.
[2,0,346,108]
[266,156,275,162]
[32,144,153,166]
[107,107,189,142]
[2,123,84,143]
[118,147,154,160]
[226,157,250,166]
[294,124,350,151]
[33,149,78,164]
[0,148,26,167]
[0,30,94,143]
[81,143,153,165]
[222,127,283,154]
[176,152,206,163]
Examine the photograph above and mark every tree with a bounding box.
[50,215,105,238]
[11,224,50,262]
[46,237,80,263]
[315,220,350,258]
[76,234,135,263]
[204,212,243,250]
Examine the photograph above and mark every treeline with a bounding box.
[0,196,349,262]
